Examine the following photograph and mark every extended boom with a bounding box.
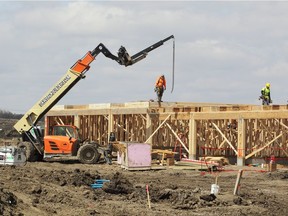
[13,35,175,163]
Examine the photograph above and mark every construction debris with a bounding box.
[174,157,224,171]
[151,149,176,166]
[91,179,110,189]
[0,146,26,166]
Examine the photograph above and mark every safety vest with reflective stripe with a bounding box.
[155,76,166,88]
[261,87,270,99]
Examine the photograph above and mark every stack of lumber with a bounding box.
[174,157,229,171]
[151,149,175,166]
[200,156,230,166]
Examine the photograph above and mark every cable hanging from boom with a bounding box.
[171,37,175,93]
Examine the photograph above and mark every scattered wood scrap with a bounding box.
[180,158,219,166]
[200,156,230,166]
[112,142,126,154]
[151,149,176,166]
[172,164,211,171]
[175,157,229,171]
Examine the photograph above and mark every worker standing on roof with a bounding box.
[154,75,166,102]
[260,83,272,105]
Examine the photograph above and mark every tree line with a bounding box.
[0,109,23,119]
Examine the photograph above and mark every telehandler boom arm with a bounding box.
[14,35,175,141]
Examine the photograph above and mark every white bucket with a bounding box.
[210,184,220,195]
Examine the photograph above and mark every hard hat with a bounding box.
[266,83,270,88]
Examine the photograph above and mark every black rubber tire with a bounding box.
[18,142,39,162]
[78,143,101,164]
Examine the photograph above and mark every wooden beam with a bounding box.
[158,112,190,121]
[237,118,246,166]
[258,119,288,157]
[165,122,189,153]
[237,118,246,157]
[104,114,127,132]
[233,169,243,195]
[273,119,288,157]
[245,133,283,159]
[188,117,197,159]
[74,115,79,128]
[192,111,288,120]
[214,140,227,155]
[146,113,152,145]
[47,108,148,116]
[275,119,288,130]
[212,123,238,155]
[107,112,113,140]
[145,114,171,143]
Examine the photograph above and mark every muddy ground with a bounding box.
[0,158,288,216]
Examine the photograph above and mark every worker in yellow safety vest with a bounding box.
[154,75,166,102]
[260,83,272,105]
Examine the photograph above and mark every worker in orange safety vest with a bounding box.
[154,75,166,102]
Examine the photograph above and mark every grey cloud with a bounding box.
[1,1,288,113]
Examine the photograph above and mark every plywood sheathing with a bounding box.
[46,102,288,165]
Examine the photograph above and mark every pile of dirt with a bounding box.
[102,171,134,194]
[0,187,21,216]
[264,170,288,180]
[0,162,287,216]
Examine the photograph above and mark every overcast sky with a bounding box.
[1,1,288,114]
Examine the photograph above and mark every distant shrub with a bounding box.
[0,109,23,119]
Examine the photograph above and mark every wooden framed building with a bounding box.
[45,102,288,166]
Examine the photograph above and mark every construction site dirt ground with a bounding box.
[0,159,288,216]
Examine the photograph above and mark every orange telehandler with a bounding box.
[13,35,175,164]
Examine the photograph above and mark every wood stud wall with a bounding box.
[45,102,288,165]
